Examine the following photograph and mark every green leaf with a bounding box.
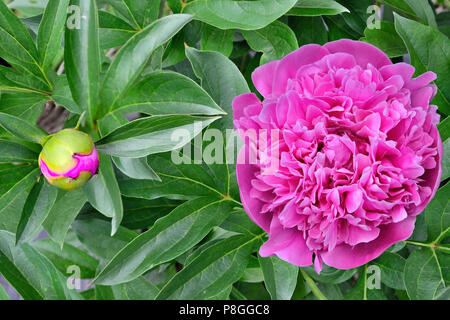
[110,277,160,300]
[0,112,47,144]
[259,254,299,300]
[240,255,264,283]
[380,0,437,28]
[186,47,249,131]
[0,163,36,196]
[0,284,9,300]
[442,138,450,181]
[99,14,193,115]
[112,156,160,181]
[303,264,358,284]
[83,153,123,235]
[51,75,83,114]
[105,0,160,29]
[220,209,263,237]
[289,16,328,47]
[156,234,262,299]
[0,65,50,93]
[105,70,225,118]
[33,237,99,279]
[121,197,179,230]
[287,0,349,16]
[16,179,58,244]
[423,181,450,243]
[118,153,226,201]
[64,0,101,125]
[0,1,49,89]
[336,0,372,37]
[363,21,407,58]
[43,188,87,247]
[72,218,138,261]
[0,140,37,163]
[438,116,450,141]
[183,0,297,30]
[0,249,43,300]
[0,92,47,124]
[344,266,387,300]
[201,25,235,57]
[37,0,69,71]
[404,248,449,299]
[8,0,48,16]
[94,197,235,285]
[0,231,82,300]
[96,115,219,158]
[242,20,298,65]
[394,14,450,115]
[0,168,40,233]
[373,251,406,290]
[98,10,136,50]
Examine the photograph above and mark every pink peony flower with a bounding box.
[39,129,99,191]
[233,39,443,272]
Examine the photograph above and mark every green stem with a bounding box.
[230,286,247,300]
[300,268,327,300]
[405,240,449,253]
[75,111,87,130]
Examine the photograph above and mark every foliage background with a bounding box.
[0,0,448,300]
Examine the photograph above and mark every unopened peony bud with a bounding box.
[39,129,99,190]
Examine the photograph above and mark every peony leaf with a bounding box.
[156,234,262,299]
[117,153,225,201]
[259,254,299,300]
[83,153,123,235]
[43,188,87,247]
[94,197,236,285]
[373,251,406,290]
[112,156,160,181]
[363,21,407,58]
[183,0,297,31]
[0,168,40,233]
[242,20,299,65]
[104,0,160,29]
[423,181,450,243]
[344,266,387,300]
[96,115,219,158]
[303,264,358,284]
[380,0,437,28]
[0,140,38,164]
[394,14,450,115]
[404,248,449,300]
[37,0,70,72]
[287,0,349,16]
[200,25,235,57]
[99,14,193,116]
[0,112,47,145]
[106,70,225,118]
[98,10,136,50]
[33,238,99,279]
[16,179,58,245]
[72,218,138,261]
[0,231,82,300]
[64,0,101,126]
[442,138,450,181]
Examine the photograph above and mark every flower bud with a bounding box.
[39,129,99,190]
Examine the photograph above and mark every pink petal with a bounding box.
[251,59,279,98]
[321,216,416,269]
[236,148,271,232]
[272,44,330,96]
[324,39,391,68]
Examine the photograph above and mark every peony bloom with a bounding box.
[39,129,99,190]
[233,39,442,272]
